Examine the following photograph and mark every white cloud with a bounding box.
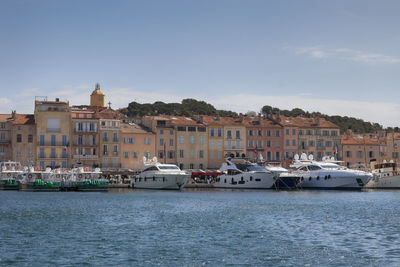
[2,86,399,127]
[292,46,400,64]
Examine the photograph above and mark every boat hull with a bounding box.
[214,172,275,189]
[0,180,21,190]
[133,174,190,190]
[364,175,400,189]
[298,174,371,189]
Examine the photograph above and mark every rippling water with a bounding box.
[1,189,400,266]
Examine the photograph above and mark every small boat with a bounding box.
[214,158,275,189]
[0,161,23,190]
[22,167,60,191]
[132,157,190,190]
[74,167,108,192]
[364,160,400,189]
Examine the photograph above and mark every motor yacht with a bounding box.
[132,157,190,190]
[364,160,400,189]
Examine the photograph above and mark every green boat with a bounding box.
[76,180,109,192]
[0,179,21,190]
[25,180,61,191]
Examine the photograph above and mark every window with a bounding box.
[198,127,206,132]
[103,132,108,142]
[258,130,262,136]
[103,145,108,155]
[369,151,374,158]
[210,151,214,160]
[77,122,84,132]
[357,151,363,158]
[210,140,215,149]
[275,130,280,137]
[199,150,204,158]
[217,128,223,137]
[209,128,214,137]
[170,130,173,135]
[292,129,296,135]
[249,130,253,136]
[266,140,271,147]
[331,130,337,136]
[323,130,329,136]
[113,132,118,142]
[40,135,45,146]
[286,129,289,135]
[77,135,83,145]
[276,152,280,161]
[177,126,186,131]
[326,141,332,148]
[227,130,232,139]
[168,150,174,159]
[276,141,280,148]
[218,151,222,160]
[190,136,194,144]
[257,140,262,148]
[133,152,139,158]
[0,132,5,140]
[17,134,22,142]
[160,129,164,134]
[0,123,5,129]
[50,148,56,158]
[266,130,271,136]
[248,140,253,147]
[306,130,312,135]
[144,137,151,145]
[292,140,296,146]
[62,135,67,146]
[200,136,204,145]
[286,139,290,146]
[179,150,184,158]
[188,127,196,132]
[180,136,184,144]
[299,130,304,135]
[346,151,352,158]
[236,130,240,139]
[47,119,60,132]
[309,141,314,147]
[217,140,222,149]
[190,150,195,158]
[40,148,45,158]
[128,138,135,144]
[124,152,129,158]
[158,150,164,159]
[169,139,173,146]
[51,135,56,146]
[160,138,164,146]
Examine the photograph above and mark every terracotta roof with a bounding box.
[280,116,339,129]
[196,115,246,126]
[243,116,282,128]
[121,123,152,134]
[96,109,125,119]
[12,114,35,125]
[147,115,204,127]
[0,114,35,125]
[341,135,380,145]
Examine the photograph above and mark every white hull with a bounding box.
[365,175,400,189]
[298,174,371,189]
[132,173,190,190]
[214,172,275,189]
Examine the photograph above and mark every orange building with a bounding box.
[120,122,155,171]
[342,134,380,169]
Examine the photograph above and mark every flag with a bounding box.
[333,145,338,155]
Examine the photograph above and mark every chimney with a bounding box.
[11,110,16,120]
[55,98,59,102]
[315,117,320,126]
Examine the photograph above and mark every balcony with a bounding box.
[47,128,61,133]
[225,145,242,150]
[38,142,69,146]
[0,139,10,144]
[73,155,99,159]
[38,155,69,160]
[74,128,97,133]
[73,143,97,146]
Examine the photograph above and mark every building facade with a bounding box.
[10,113,36,166]
[342,134,380,169]
[120,122,155,171]
[34,98,71,169]
[71,109,100,167]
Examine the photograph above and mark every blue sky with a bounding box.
[1,0,399,126]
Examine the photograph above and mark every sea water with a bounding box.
[1,189,400,266]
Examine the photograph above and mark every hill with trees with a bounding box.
[120,99,386,134]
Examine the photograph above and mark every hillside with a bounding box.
[120,99,385,134]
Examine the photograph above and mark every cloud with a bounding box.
[3,85,399,127]
[291,46,400,64]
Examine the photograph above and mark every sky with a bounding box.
[1,0,399,127]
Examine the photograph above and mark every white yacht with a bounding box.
[292,154,372,189]
[364,160,400,189]
[214,158,275,189]
[132,157,190,190]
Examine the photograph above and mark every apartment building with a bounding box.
[280,116,299,162]
[34,98,71,169]
[342,134,380,169]
[71,109,100,167]
[222,117,246,159]
[296,117,341,160]
[10,113,36,166]
[386,132,400,162]
[0,115,12,162]
[120,122,155,170]
[98,109,122,168]
[141,116,175,164]
[244,116,284,162]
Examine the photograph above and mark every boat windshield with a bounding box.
[158,166,180,170]
[320,164,342,169]
[246,165,267,172]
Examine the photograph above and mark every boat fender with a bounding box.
[78,174,83,179]
[309,177,312,181]
[56,174,60,178]
[317,176,320,180]
[7,173,11,177]
[34,166,39,171]
[28,174,32,178]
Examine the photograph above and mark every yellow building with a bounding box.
[34,97,71,169]
[90,83,105,108]
[98,109,122,169]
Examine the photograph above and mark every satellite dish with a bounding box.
[152,157,158,163]
[308,154,314,161]
[300,153,307,160]
[294,154,299,160]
